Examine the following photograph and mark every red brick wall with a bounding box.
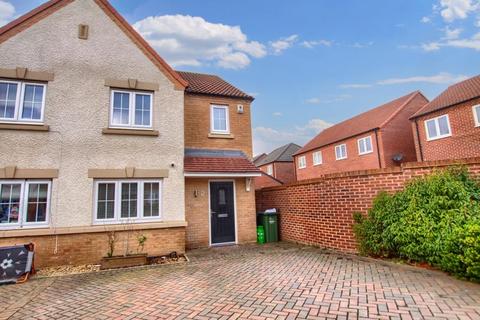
[380,93,428,166]
[413,97,480,161]
[294,131,381,180]
[256,158,480,253]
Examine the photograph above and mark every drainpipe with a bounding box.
[414,119,424,162]
[374,129,382,168]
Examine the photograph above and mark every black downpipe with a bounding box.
[414,120,424,162]
[374,129,382,168]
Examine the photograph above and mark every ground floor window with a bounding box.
[94,180,162,223]
[0,180,51,228]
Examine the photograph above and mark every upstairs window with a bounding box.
[266,164,273,176]
[474,105,480,127]
[110,90,153,129]
[312,151,322,165]
[0,80,46,123]
[358,136,373,155]
[210,105,230,134]
[335,144,347,160]
[94,180,162,223]
[0,180,51,229]
[298,156,306,169]
[425,115,451,141]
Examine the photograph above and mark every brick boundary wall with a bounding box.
[255,158,480,253]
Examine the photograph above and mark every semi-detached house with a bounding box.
[0,0,260,266]
[294,91,429,180]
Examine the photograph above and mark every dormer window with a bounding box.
[110,90,153,129]
[0,80,46,124]
[210,105,230,134]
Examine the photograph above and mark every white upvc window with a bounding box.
[312,151,322,166]
[110,90,153,129]
[425,114,452,141]
[210,105,230,134]
[0,180,51,229]
[335,144,348,160]
[94,180,162,224]
[358,136,373,155]
[266,164,273,176]
[473,105,480,127]
[298,156,306,169]
[0,80,47,124]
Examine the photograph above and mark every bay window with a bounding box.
[0,80,46,123]
[94,180,162,223]
[0,180,51,228]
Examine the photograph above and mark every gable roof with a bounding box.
[176,71,254,100]
[0,0,187,90]
[411,74,480,118]
[295,91,426,156]
[256,143,302,166]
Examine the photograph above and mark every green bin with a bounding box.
[258,211,279,243]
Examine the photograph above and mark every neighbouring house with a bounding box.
[254,143,301,189]
[0,0,259,267]
[253,153,267,166]
[410,74,480,162]
[294,91,429,180]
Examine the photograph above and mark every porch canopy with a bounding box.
[184,148,261,177]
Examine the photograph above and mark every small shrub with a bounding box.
[353,168,480,282]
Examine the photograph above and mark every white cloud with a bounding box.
[421,16,432,23]
[272,112,283,117]
[0,0,14,26]
[443,26,463,39]
[306,95,351,104]
[305,97,321,104]
[339,83,373,89]
[301,40,332,48]
[253,119,333,154]
[351,41,374,48]
[133,14,266,69]
[440,0,477,22]
[377,72,469,85]
[270,34,298,55]
[423,32,480,51]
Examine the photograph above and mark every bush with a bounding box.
[353,168,480,282]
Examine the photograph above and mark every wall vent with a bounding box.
[78,24,89,40]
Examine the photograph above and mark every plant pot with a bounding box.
[100,253,147,270]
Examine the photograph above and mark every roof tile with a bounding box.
[184,148,259,173]
[176,71,254,100]
[412,74,480,118]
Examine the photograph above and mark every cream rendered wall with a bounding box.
[0,0,185,228]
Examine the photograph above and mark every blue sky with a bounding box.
[3,0,480,154]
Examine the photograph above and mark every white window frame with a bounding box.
[335,144,348,160]
[0,80,47,124]
[266,164,273,176]
[109,90,153,129]
[424,114,452,141]
[473,105,480,127]
[298,156,306,169]
[210,104,230,134]
[312,151,322,166]
[0,180,51,230]
[93,179,163,225]
[357,136,373,155]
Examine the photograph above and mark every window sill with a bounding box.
[102,128,159,136]
[208,133,234,139]
[0,123,49,132]
[426,134,452,142]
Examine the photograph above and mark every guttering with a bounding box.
[184,172,262,178]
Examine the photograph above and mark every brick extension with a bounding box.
[256,158,480,253]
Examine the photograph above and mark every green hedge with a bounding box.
[353,168,480,281]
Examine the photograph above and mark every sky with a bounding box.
[2,0,479,155]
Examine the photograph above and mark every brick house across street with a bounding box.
[293,91,429,180]
[254,143,300,190]
[411,74,480,162]
[0,0,260,266]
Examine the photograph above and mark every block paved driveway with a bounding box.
[1,243,479,320]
